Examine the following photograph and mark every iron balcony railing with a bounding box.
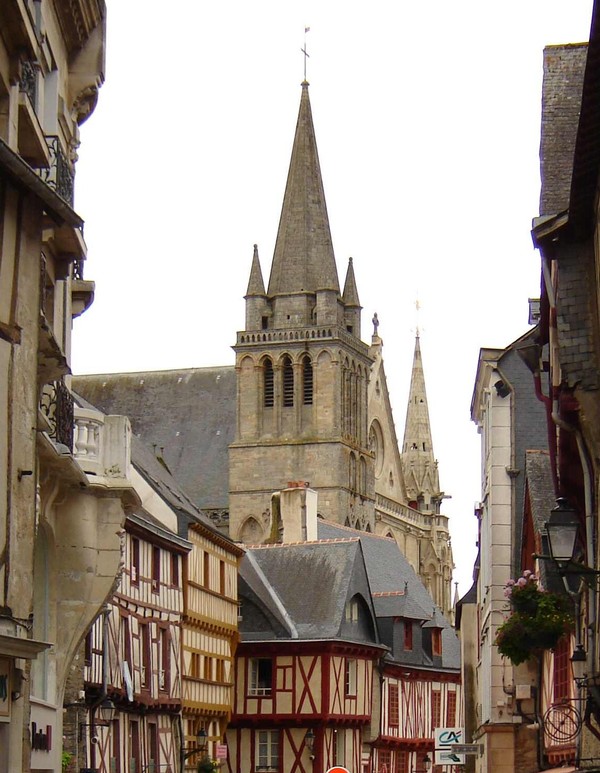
[40,380,74,452]
[38,136,74,205]
[19,61,37,107]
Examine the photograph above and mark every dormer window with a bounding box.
[432,628,442,656]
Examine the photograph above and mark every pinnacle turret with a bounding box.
[246,244,266,297]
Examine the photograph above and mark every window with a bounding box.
[159,627,170,693]
[431,690,441,730]
[345,598,359,622]
[404,622,413,651]
[140,623,151,689]
[220,560,226,595]
[264,359,274,407]
[378,749,391,773]
[256,729,279,771]
[446,691,456,727]
[302,355,313,405]
[432,628,442,656]
[388,683,399,726]
[345,658,357,697]
[152,546,160,593]
[395,751,408,773]
[283,356,294,406]
[171,552,179,587]
[131,538,140,586]
[203,552,210,588]
[249,658,273,696]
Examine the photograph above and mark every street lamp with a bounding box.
[571,644,587,688]
[183,728,208,762]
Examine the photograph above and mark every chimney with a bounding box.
[280,481,318,542]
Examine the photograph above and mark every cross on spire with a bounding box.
[301,27,310,82]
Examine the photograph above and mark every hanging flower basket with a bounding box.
[197,756,221,773]
[494,572,573,665]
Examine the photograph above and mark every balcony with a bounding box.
[38,136,74,206]
[73,407,132,485]
[39,380,74,452]
[18,61,49,168]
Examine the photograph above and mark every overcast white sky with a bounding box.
[72,1,594,596]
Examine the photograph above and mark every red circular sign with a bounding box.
[326,768,351,773]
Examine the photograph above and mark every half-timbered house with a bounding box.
[230,536,386,773]
[318,522,462,773]
[66,423,245,773]
[80,508,190,773]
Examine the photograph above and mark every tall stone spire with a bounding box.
[267,82,340,296]
[401,334,441,509]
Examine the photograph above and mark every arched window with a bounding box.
[263,358,274,407]
[283,356,294,407]
[349,453,357,491]
[302,355,313,405]
[360,456,367,494]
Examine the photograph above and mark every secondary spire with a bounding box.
[401,334,440,508]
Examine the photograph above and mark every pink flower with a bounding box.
[517,577,527,587]
[504,588,512,598]
[523,570,532,578]
[506,579,516,587]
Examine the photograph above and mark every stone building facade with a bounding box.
[0,3,137,771]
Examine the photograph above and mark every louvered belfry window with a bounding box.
[302,355,313,405]
[264,358,274,407]
[283,356,294,406]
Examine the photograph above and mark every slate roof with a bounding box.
[239,538,380,645]
[540,43,588,217]
[73,391,240,551]
[317,521,461,671]
[73,366,236,510]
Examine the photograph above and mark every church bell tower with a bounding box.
[229,82,374,542]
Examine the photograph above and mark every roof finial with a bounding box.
[415,296,421,338]
[301,27,310,83]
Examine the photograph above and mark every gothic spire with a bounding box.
[401,334,440,507]
[246,244,266,297]
[267,82,340,297]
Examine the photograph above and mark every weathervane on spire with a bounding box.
[301,27,310,82]
[415,297,422,337]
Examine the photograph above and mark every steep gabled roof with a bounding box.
[317,521,460,671]
[267,82,340,296]
[240,539,379,644]
[74,366,236,510]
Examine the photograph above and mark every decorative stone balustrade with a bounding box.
[74,407,132,482]
[236,325,369,356]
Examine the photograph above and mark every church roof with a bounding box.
[267,82,340,296]
[73,366,236,510]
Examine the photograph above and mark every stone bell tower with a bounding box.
[229,82,374,542]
